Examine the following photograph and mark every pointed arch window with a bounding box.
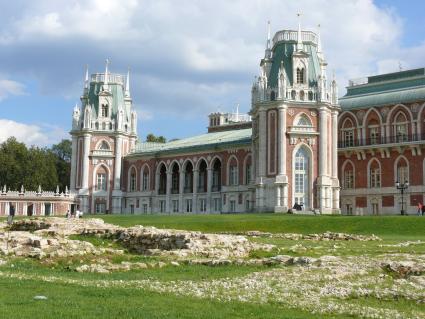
[142,168,149,191]
[96,173,107,191]
[369,161,381,188]
[296,68,305,84]
[129,168,137,192]
[393,112,408,142]
[98,141,110,150]
[296,114,312,127]
[294,148,309,207]
[396,159,409,184]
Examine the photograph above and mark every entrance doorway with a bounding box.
[27,204,34,216]
[44,203,51,216]
[294,147,309,210]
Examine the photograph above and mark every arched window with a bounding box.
[228,157,238,186]
[101,104,109,117]
[212,159,222,191]
[296,68,305,84]
[396,158,409,184]
[296,114,312,127]
[369,160,381,188]
[270,90,276,101]
[95,166,108,191]
[198,160,207,193]
[184,161,193,193]
[299,90,305,101]
[158,164,167,195]
[367,119,380,145]
[343,162,354,189]
[341,118,355,147]
[142,167,149,191]
[244,155,252,185]
[393,112,408,142]
[171,163,179,194]
[291,90,296,100]
[99,141,110,150]
[129,167,137,192]
[294,147,309,207]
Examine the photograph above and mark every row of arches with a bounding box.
[341,155,410,189]
[127,154,252,194]
[339,104,425,147]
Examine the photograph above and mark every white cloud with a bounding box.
[0,0,424,138]
[0,119,67,146]
[0,79,26,101]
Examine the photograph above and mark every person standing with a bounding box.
[7,204,15,225]
[418,202,423,216]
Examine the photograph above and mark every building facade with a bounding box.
[338,68,425,215]
[70,23,342,215]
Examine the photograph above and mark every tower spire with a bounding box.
[104,59,110,87]
[265,20,272,59]
[296,13,303,52]
[317,24,324,60]
[84,64,89,90]
[125,67,131,97]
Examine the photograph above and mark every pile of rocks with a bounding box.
[382,261,425,278]
[241,230,381,241]
[0,217,273,260]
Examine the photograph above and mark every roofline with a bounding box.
[126,138,252,158]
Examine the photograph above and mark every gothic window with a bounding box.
[299,90,305,101]
[101,104,109,117]
[308,91,313,101]
[171,163,179,194]
[296,68,305,84]
[245,163,251,185]
[229,159,238,186]
[369,126,380,145]
[184,162,193,193]
[270,90,276,101]
[158,164,167,195]
[341,118,355,147]
[294,147,309,207]
[396,158,408,184]
[99,141,110,150]
[393,112,408,142]
[296,114,312,126]
[129,169,137,192]
[369,160,381,188]
[291,90,296,100]
[142,168,149,191]
[96,173,107,191]
[212,159,222,191]
[344,170,354,189]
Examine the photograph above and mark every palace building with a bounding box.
[338,68,425,215]
[69,22,425,216]
[70,22,341,215]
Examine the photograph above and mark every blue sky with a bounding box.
[0,0,424,145]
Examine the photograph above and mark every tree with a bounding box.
[51,139,72,190]
[146,133,166,143]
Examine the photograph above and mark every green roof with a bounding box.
[131,129,252,157]
[87,80,130,121]
[340,68,425,110]
[268,41,320,88]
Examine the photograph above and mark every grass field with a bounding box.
[1,213,425,319]
[99,213,425,238]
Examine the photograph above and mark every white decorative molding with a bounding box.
[288,109,295,117]
[310,111,317,117]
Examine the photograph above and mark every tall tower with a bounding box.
[70,61,138,214]
[251,20,340,214]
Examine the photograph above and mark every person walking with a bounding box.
[7,204,15,225]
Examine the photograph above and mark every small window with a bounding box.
[296,68,305,84]
[99,141,110,150]
[96,173,107,191]
[101,104,109,117]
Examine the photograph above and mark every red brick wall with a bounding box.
[382,196,394,207]
[356,197,367,207]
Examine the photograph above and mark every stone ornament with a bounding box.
[356,110,365,121]
[310,111,317,117]
[288,109,295,117]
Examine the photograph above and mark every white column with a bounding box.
[70,136,78,191]
[319,108,328,177]
[192,169,199,213]
[114,136,123,190]
[179,171,184,213]
[277,106,287,175]
[166,171,171,213]
[82,134,91,189]
[275,185,281,207]
[207,168,212,213]
[258,109,267,177]
[332,111,338,179]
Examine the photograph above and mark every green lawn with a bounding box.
[2,213,425,319]
[97,213,425,238]
[0,276,348,319]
